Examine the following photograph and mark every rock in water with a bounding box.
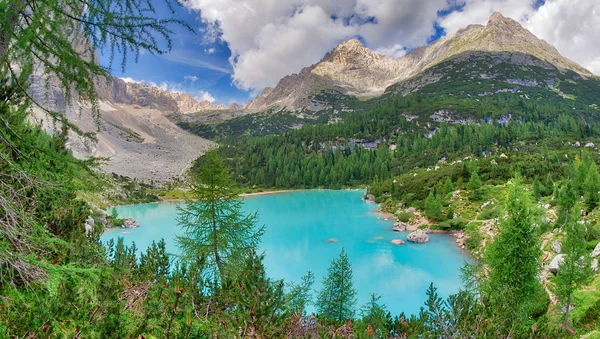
[551,240,562,253]
[391,239,405,245]
[547,254,565,274]
[406,230,429,244]
[393,222,408,232]
[122,218,140,228]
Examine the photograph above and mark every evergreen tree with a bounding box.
[483,179,541,336]
[443,177,454,196]
[176,150,264,281]
[555,211,593,333]
[584,162,600,211]
[317,247,357,323]
[287,271,315,315]
[424,192,443,221]
[468,169,482,191]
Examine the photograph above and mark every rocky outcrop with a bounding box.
[122,218,140,229]
[547,254,565,274]
[406,230,429,244]
[391,239,405,245]
[393,222,408,232]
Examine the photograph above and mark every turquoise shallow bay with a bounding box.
[101,189,469,316]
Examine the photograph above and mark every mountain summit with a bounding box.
[247,12,592,110]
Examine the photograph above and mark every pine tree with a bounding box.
[468,170,482,191]
[584,162,600,211]
[483,179,541,335]
[287,271,315,315]
[555,187,593,334]
[317,247,357,323]
[176,150,264,282]
[443,177,454,196]
[424,192,443,221]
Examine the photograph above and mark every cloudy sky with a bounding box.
[98,0,600,105]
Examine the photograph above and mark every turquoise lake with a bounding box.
[101,189,469,316]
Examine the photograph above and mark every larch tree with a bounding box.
[483,179,541,335]
[176,150,264,282]
[317,247,357,323]
[556,182,593,334]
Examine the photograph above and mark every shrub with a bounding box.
[397,212,411,223]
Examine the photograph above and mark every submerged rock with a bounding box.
[122,218,140,228]
[326,238,339,243]
[547,254,565,274]
[391,239,405,245]
[406,230,429,244]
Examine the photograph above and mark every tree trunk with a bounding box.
[564,292,575,335]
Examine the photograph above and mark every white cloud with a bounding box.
[119,77,142,84]
[374,44,407,59]
[195,91,216,103]
[184,75,199,82]
[205,47,216,54]
[183,0,450,90]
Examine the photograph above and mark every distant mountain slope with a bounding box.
[245,12,593,111]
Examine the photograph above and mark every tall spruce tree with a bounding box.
[176,150,264,281]
[483,179,541,335]
[317,247,357,323]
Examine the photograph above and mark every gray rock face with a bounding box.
[551,240,562,254]
[592,258,598,272]
[406,230,429,244]
[122,218,140,229]
[547,254,565,274]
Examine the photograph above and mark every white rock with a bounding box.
[547,254,565,274]
[500,153,508,158]
[591,242,600,258]
[391,239,405,245]
[585,142,595,148]
[551,240,562,254]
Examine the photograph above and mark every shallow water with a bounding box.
[102,189,469,316]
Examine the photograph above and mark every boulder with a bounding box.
[365,194,375,203]
[406,207,416,213]
[393,222,408,232]
[391,239,405,245]
[591,242,600,258]
[551,240,562,254]
[84,216,94,236]
[122,218,140,228]
[592,258,598,272]
[585,142,595,148]
[547,254,565,274]
[406,230,429,244]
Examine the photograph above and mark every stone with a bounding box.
[551,240,562,253]
[391,239,405,245]
[364,194,375,203]
[547,254,565,274]
[406,207,416,213]
[406,230,429,244]
[592,259,598,272]
[500,153,508,158]
[393,222,408,232]
[585,142,595,148]
[84,216,94,236]
[122,218,140,229]
[326,238,339,243]
[574,141,581,147]
[591,242,600,258]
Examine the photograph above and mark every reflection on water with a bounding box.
[102,190,469,316]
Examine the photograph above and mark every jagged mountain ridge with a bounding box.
[246,12,593,110]
[97,77,228,114]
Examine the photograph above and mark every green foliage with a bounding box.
[176,150,264,281]
[483,179,542,336]
[424,192,443,221]
[397,212,412,223]
[585,162,600,211]
[317,247,357,323]
[287,271,315,315]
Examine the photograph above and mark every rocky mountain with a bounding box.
[97,77,228,114]
[246,12,593,111]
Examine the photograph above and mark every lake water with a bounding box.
[101,189,469,316]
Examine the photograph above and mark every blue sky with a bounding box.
[97,0,600,106]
